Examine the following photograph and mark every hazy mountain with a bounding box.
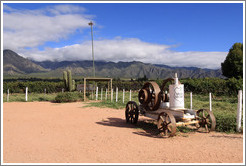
[3,49,49,75]
[3,49,222,79]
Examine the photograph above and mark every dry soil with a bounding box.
[3,102,244,163]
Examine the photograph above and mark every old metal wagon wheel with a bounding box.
[160,78,181,102]
[196,109,216,132]
[138,89,150,105]
[125,101,139,124]
[157,111,176,137]
[139,82,161,111]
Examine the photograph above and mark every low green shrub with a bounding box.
[55,92,83,103]
[214,112,238,133]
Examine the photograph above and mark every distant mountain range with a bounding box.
[3,49,222,79]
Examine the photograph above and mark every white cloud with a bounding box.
[3,4,93,50]
[3,4,227,69]
[46,4,86,14]
[20,38,227,69]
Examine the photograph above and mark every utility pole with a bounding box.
[88,21,95,77]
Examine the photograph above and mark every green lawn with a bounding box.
[3,93,57,102]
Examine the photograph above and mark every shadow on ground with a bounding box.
[96,117,166,139]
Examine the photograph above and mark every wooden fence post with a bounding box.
[7,89,9,102]
[105,88,107,100]
[190,92,192,110]
[25,87,28,102]
[237,90,243,132]
[101,88,103,100]
[130,90,132,101]
[111,88,113,102]
[123,89,125,103]
[209,92,212,111]
[116,87,118,102]
[96,87,98,100]
[62,88,64,93]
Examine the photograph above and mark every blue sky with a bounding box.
[3,2,244,69]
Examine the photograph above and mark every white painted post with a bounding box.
[101,88,103,100]
[190,92,192,110]
[116,87,118,102]
[7,89,9,102]
[130,90,132,101]
[96,87,98,100]
[62,88,64,93]
[25,87,28,102]
[237,90,243,132]
[111,88,114,102]
[209,92,212,111]
[123,89,125,103]
[105,88,108,100]
[44,88,46,94]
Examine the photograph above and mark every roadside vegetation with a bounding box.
[84,92,240,133]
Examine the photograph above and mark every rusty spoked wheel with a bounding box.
[196,109,216,132]
[157,111,176,137]
[138,88,150,105]
[139,82,161,111]
[160,78,181,102]
[125,101,139,124]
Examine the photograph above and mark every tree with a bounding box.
[137,75,148,82]
[221,43,243,79]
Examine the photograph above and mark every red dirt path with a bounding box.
[3,102,244,163]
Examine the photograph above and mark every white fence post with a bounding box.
[190,92,192,110]
[130,90,132,101]
[7,89,9,102]
[111,88,113,102]
[25,87,28,102]
[105,88,107,100]
[62,88,64,93]
[44,88,46,94]
[123,89,125,103]
[209,92,212,111]
[96,87,98,100]
[101,88,103,100]
[237,90,243,132]
[116,87,118,102]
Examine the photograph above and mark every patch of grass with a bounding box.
[177,126,196,133]
[185,94,239,133]
[84,100,125,109]
[3,93,57,102]
[54,92,83,103]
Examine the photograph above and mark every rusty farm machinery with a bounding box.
[125,73,216,137]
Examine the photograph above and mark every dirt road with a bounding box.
[3,102,244,163]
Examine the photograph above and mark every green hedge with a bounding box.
[3,77,242,96]
[3,81,64,93]
[181,77,243,96]
[214,112,237,133]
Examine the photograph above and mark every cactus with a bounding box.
[72,80,76,91]
[67,70,73,92]
[63,70,76,92]
[63,71,68,91]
